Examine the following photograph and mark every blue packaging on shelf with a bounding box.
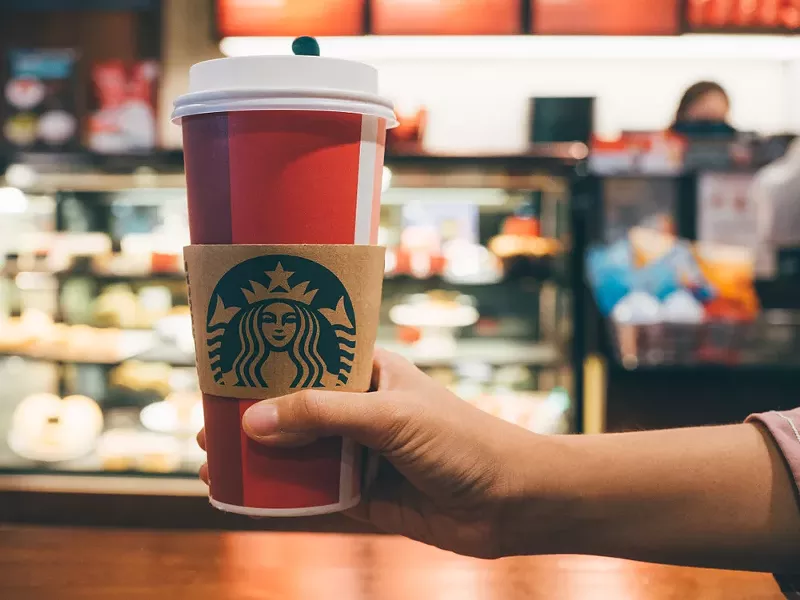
[586,239,633,315]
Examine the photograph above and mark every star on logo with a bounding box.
[265,262,294,292]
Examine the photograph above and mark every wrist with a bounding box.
[495,433,590,557]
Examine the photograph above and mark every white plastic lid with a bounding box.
[190,55,377,96]
[172,55,397,125]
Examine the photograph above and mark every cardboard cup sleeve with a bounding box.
[184,244,385,515]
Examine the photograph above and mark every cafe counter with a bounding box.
[0,525,783,600]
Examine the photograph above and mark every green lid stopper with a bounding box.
[292,36,320,57]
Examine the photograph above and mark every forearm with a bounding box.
[514,424,800,571]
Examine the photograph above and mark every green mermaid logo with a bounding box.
[205,256,356,390]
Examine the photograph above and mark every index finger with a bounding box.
[197,428,206,451]
[372,348,428,391]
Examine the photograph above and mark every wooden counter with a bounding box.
[0,525,782,599]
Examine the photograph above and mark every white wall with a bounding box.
[373,57,789,153]
[161,1,796,153]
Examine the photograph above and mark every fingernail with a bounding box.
[243,403,279,437]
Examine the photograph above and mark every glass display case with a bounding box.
[0,150,581,498]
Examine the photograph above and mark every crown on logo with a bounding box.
[208,261,354,329]
[242,262,318,305]
[242,279,318,305]
[209,262,320,327]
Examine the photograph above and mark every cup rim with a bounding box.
[172,88,398,126]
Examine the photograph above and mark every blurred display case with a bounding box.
[575,161,800,435]
[0,149,582,511]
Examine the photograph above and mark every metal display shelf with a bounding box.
[2,268,187,283]
[0,352,132,367]
[2,148,581,193]
[7,269,562,287]
[381,339,561,367]
[1,339,563,369]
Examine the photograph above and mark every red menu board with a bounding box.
[372,0,522,35]
[687,0,800,31]
[533,0,680,34]
[216,0,365,37]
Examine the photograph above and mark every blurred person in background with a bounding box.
[671,80,737,136]
[198,349,800,590]
[752,137,800,277]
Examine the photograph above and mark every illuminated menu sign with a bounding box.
[533,0,680,35]
[687,0,800,31]
[372,0,522,35]
[215,0,364,37]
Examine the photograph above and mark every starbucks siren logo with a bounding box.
[206,255,357,389]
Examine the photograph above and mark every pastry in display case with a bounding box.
[0,309,55,352]
[137,286,173,327]
[96,429,182,473]
[87,240,184,278]
[152,306,194,355]
[8,393,103,463]
[389,291,480,356]
[29,323,151,363]
[489,211,562,278]
[139,391,203,436]
[431,361,570,435]
[387,201,479,279]
[468,389,569,434]
[91,284,174,329]
[45,232,114,273]
[59,278,96,325]
[493,364,536,390]
[109,361,174,399]
[93,284,141,328]
[1,355,205,473]
[389,226,446,278]
[442,239,503,285]
[91,252,152,277]
[117,232,185,276]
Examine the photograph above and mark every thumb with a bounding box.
[242,389,404,451]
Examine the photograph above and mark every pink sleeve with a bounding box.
[748,409,800,589]
[747,407,800,497]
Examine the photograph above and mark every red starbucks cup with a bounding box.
[173,50,396,516]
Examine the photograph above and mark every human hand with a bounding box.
[198,348,538,558]
[198,351,800,571]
